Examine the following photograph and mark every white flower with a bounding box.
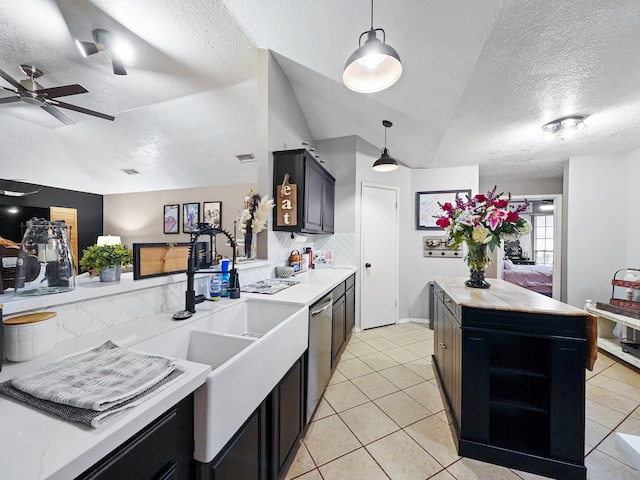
[472,226,489,243]
[517,219,532,235]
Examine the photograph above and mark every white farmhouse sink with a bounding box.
[187,330,256,369]
[131,298,308,464]
[197,299,303,336]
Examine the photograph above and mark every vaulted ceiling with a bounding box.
[1,0,639,194]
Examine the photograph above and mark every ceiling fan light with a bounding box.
[77,29,131,75]
[343,30,403,93]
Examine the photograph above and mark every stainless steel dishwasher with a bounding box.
[306,292,333,424]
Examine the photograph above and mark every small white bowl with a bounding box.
[4,315,57,362]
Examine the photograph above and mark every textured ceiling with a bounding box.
[1,0,639,194]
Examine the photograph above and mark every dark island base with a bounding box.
[432,357,587,480]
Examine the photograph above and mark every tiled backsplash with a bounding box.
[269,232,356,267]
[6,232,355,348]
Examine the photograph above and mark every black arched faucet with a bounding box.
[173,223,239,320]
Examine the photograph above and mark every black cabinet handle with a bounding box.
[365,263,371,268]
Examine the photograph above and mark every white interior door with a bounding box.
[361,183,399,329]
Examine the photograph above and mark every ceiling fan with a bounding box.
[0,64,115,125]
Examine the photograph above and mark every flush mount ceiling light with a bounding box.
[76,29,132,75]
[343,0,402,93]
[373,120,399,172]
[541,116,586,140]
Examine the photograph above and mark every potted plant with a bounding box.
[80,243,133,282]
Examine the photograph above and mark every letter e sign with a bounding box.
[277,174,298,226]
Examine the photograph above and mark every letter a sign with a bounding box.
[277,174,298,226]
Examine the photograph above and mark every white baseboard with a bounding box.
[400,317,429,325]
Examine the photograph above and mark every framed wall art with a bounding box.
[182,202,200,233]
[416,189,471,230]
[203,201,222,230]
[163,204,179,234]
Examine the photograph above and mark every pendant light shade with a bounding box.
[343,1,402,93]
[373,120,399,172]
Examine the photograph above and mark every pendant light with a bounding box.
[373,120,399,172]
[343,0,403,93]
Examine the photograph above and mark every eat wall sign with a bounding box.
[276,174,297,226]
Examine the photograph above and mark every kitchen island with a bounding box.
[433,277,589,480]
[0,267,356,480]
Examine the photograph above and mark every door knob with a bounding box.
[365,263,371,268]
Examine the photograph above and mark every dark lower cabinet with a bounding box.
[331,275,356,369]
[331,293,346,368]
[432,280,587,480]
[270,358,305,479]
[345,277,355,334]
[77,394,194,480]
[198,355,305,480]
[206,402,268,480]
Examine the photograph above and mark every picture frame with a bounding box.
[202,201,222,230]
[416,189,471,230]
[163,204,179,234]
[182,203,200,233]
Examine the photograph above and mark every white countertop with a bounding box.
[0,266,355,480]
[242,267,356,306]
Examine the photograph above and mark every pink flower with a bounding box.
[484,208,506,230]
[474,194,486,202]
[441,202,453,212]
[436,217,450,228]
[495,199,509,208]
[506,211,519,223]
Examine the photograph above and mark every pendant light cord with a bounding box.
[370,0,374,29]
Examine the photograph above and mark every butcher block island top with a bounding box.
[435,276,585,316]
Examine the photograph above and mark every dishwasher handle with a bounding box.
[311,300,332,316]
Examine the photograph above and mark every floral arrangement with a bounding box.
[435,186,532,251]
[239,188,274,235]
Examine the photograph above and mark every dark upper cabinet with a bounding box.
[273,149,335,234]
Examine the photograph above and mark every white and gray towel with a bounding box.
[1,340,183,428]
[0,367,185,428]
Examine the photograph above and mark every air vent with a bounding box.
[236,153,256,163]
[121,168,140,175]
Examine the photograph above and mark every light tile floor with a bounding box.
[284,322,640,480]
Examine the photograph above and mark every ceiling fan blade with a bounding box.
[36,84,88,99]
[0,96,20,104]
[111,58,127,76]
[52,100,115,121]
[0,67,25,91]
[40,104,76,125]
